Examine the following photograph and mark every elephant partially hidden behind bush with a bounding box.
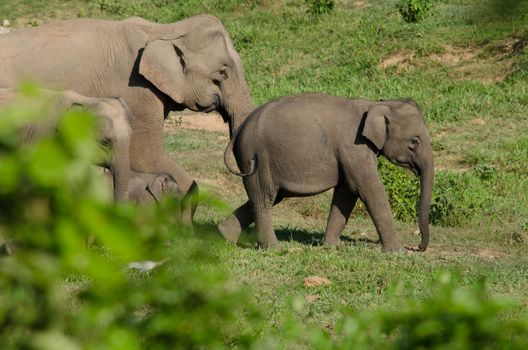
[220,93,434,252]
[0,15,255,224]
[0,87,133,201]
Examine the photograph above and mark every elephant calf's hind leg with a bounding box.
[218,201,254,243]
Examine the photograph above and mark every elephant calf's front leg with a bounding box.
[360,183,404,252]
[343,163,404,253]
[323,186,358,246]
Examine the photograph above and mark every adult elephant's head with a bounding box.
[362,100,435,251]
[138,15,254,137]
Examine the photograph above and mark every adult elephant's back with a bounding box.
[0,19,144,99]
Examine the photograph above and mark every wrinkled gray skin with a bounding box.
[220,93,434,252]
[0,88,132,201]
[102,169,179,204]
[0,15,254,224]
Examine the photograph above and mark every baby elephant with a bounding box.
[219,93,434,252]
[102,169,179,203]
[0,88,132,201]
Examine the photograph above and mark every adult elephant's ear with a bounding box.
[362,104,390,151]
[139,39,185,104]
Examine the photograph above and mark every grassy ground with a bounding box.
[3,0,528,336]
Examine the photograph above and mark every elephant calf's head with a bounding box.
[362,100,434,251]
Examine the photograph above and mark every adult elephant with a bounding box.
[0,15,254,223]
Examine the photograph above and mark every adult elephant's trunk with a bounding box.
[221,71,255,138]
[417,149,434,251]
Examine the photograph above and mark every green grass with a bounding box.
[3,0,528,342]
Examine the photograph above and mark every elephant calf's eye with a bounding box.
[409,136,421,150]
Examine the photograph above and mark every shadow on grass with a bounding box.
[244,226,380,248]
[196,221,380,249]
[278,228,380,246]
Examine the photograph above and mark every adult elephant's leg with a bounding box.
[129,125,197,225]
[218,200,253,243]
[125,91,198,225]
[323,186,358,246]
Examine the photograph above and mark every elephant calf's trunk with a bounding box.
[417,162,434,251]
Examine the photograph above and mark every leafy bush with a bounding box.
[378,158,420,223]
[2,87,527,349]
[305,0,335,17]
[397,0,432,23]
[331,273,528,349]
[378,158,498,227]
[0,86,261,349]
[430,169,496,227]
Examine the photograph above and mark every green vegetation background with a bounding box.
[0,0,527,348]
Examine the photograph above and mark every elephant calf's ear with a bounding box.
[139,39,185,104]
[362,105,390,151]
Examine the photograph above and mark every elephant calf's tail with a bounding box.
[223,137,257,177]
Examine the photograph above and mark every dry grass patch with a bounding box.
[380,51,415,71]
[381,39,522,83]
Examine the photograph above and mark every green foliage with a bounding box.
[305,0,335,17]
[332,273,528,349]
[430,169,496,227]
[0,88,261,349]
[397,0,432,23]
[378,158,502,227]
[378,158,420,223]
[253,273,528,348]
[1,1,528,347]
[2,88,528,349]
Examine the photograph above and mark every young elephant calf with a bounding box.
[220,93,434,253]
[0,88,132,201]
[102,169,179,203]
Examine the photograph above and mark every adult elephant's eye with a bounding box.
[213,65,229,82]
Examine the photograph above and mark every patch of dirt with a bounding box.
[164,111,228,134]
[430,45,482,65]
[304,276,332,288]
[424,245,510,261]
[380,51,415,70]
[473,248,508,261]
[469,118,486,126]
[351,1,371,9]
[496,36,528,57]
[305,294,320,303]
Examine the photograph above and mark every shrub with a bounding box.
[333,273,528,349]
[305,0,335,17]
[0,86,261,349]
[397,0,432,23]
[378,158,498,227]
[1,87,528,349]
[430,169,495,227]
[378,158,420,223]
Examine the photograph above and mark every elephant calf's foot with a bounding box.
[322,236,341,247]
[258,240,281,250]
[217,217,243,244]
[381,242,406,253]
